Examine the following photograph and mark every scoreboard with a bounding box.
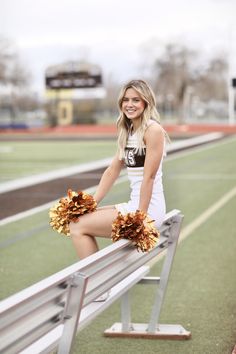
[45,61,106,99]
[45,71,102,90]
[45,61,106,125]
[45,60,104,89]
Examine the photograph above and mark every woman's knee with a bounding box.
[69,221,82,237]
[69,216,89,237]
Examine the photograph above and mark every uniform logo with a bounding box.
[125,148,136,166]
[124,148,146,167]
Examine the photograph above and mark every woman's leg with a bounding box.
[69,206,118,259]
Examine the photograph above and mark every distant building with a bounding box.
[45,60,106,126]
[0,85,44,129]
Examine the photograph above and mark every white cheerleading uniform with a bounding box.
[115,125,166,229]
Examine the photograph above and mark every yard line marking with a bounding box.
[0,146,13,153]
[179,185,236,242]
[0,135,234,227]
[0,157,113,194]
[167,173,236,180]
[166,134,236,162]
[0,223,47,249]
[0,133,224,194]
[149,185,236,267]
[166,132,223,154]
[0,175,128,226]
[1,180,236,255]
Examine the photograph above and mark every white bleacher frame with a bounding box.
[0,209,191,354]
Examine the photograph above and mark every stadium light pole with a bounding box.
[228,25,235,125]
[228,83,235,125]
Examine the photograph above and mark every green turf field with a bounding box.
[0,136,236,353]
[0,140,117,182]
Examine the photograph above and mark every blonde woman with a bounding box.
[70,79,166,259]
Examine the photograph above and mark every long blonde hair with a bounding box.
[117,79,160,159]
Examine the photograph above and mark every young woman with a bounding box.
[69,79,166,259]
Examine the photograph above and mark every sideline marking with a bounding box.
[149,185,236,266]
[179,185,236,242]
[0,175,128,227]
[0,146,13,153]
[166,131,223,154]
[167,173,236,180]
[166,134,236,163]
[0,134,233,227]
[0,158,113,194]
[0,223,47,249]
[0,132,224,194]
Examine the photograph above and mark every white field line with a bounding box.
[149,185,236,267]
[0,158,113,194]
[165,134,236,162]
[0,133,232,227]
[0,175,128,226]
[0,132,223,194]
[180,185,236,242]
[0,146,13,153]
[166,131,223,153]
[167,173,236,180]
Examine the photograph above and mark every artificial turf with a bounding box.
[0,140,117,182]
[0,136,236,353]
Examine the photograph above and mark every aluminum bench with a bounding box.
[0,209,190,354]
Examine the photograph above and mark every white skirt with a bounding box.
[115,192,166,229]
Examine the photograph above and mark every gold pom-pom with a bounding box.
[111,210,160,252]
[49,189,97,236]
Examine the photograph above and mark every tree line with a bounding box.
[0,36,229,124]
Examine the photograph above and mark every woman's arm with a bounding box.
[138,124,164,213]
[93,153,124,204]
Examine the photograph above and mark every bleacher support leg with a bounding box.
[58,273,88,354]
[104,213,191,340]
[121,291,131,332]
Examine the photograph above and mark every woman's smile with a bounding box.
[122,88,145,122]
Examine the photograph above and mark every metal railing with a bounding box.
[0,209,190,354]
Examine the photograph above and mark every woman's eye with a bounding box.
[122,97,140,103]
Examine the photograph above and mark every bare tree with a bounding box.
[138,40,228,122]
[151,43,197,122]
[194,55,228,101]
[0,36,15,84]
[0,36,32,125]
[0,36,31,88]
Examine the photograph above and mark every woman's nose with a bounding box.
[126,100,133,106]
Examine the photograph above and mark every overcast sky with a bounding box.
[1,0,236,94]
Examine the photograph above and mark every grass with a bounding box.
[73,195,236,354]
[0,135,236,353]
[163,137,236,225]
[0,181,130,299]
[0,140,117,182]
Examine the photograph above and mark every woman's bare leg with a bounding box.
[69,206,118,259]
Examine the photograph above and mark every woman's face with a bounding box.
[121,88,146,123]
